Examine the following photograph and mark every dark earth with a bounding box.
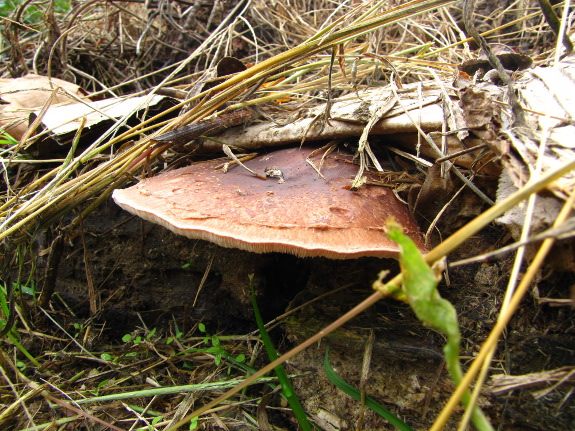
[27,184,575,430]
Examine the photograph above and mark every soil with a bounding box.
[25,190,575,430]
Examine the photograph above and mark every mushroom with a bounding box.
[112,146,425,258]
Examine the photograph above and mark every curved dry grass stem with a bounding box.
[429,159,575,430]
[453,7,574,425]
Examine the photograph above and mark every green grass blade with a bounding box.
[73,377,279,405]
[323,347,415,431]
[249,274,312,431]
[6,332,41,367]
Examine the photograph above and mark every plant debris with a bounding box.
[1,1,574,430]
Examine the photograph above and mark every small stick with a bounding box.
[222,144,267,180]
[435,144,488,163]
[153,108,256,146]
[356,330,375,431]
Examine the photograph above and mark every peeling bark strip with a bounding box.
[153,109,256,146]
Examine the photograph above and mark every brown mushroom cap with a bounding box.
[112,147,425,258]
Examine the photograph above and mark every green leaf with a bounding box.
[387,221,493,431]
[189,416,198,430]
[198,323,206,333]
[204,346,224,355]
[122,334,132,343]
[19,283,35,296]
[387,222,460,359]
[100,353,112,361]
[146,327,157,339]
